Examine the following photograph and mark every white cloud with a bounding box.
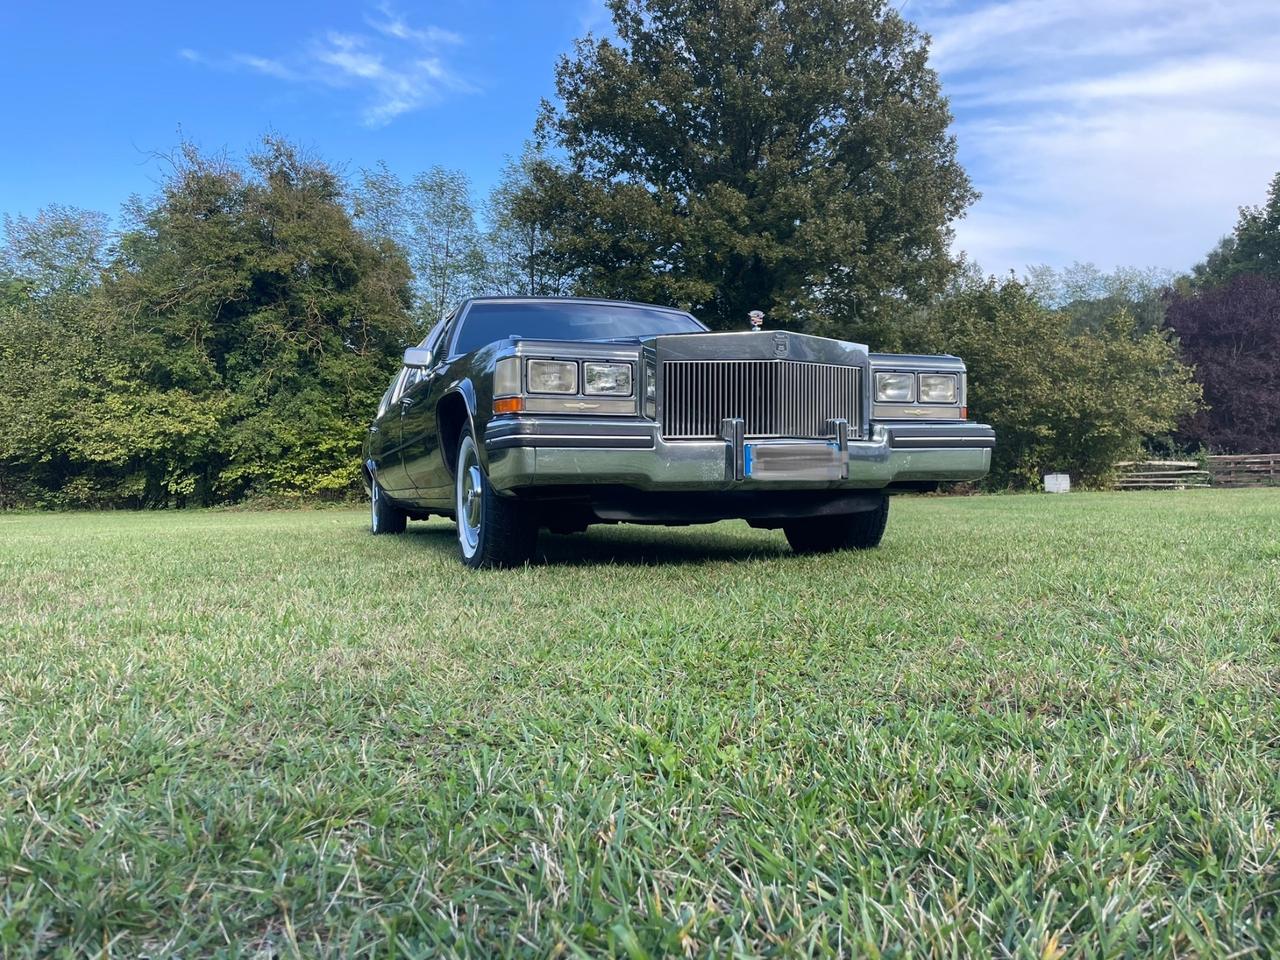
[181,4,470,128]
[230,54,297,81]
[910,0,1280,274]
[366,3,462,47]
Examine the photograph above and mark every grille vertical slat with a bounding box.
[660,359,860,440]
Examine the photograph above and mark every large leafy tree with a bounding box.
[1,140,415,507]
[1165,274,1280,454]
[99,138,416,502]
[524,0,974,340]
[0,207,121,506]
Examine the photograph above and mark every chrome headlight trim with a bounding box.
[875,371,916,403]
[526,359,578,395]
[583,361,634,396]
[918,373,958,404]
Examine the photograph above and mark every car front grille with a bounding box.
[660,359,861,440]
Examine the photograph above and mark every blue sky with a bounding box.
[2,0,1277,276]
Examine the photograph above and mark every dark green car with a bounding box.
[362,297,994,567]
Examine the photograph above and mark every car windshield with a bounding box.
[452,301,706,356]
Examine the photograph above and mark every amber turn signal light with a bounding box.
[492,396,524,414]
[960,406,968,420]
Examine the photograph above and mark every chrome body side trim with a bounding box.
[873,404,964,420]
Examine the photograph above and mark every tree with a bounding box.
[903,277,1201,487]
[0,139,416,508]
[406,167,485,325]
[0,206,118,506]
[1193,171,1280,287]
[1024,261,1174,334]
[523,0,974,340]
[356,164,484,327]
[481,149,573,297]
[1,204,110,298]
[1165,274,1280,454]
[107,138,416,501]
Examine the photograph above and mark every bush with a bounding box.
[905,277,1201,488]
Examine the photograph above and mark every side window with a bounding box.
[380,368,410,414]
[375,310,457,417]
[443,308,470,359]
[376,372,401,418]
[425,310,455,358]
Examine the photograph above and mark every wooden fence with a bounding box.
[1113,454,1280,490]
[1207,454,1280,487]
[1113,461,1211,490]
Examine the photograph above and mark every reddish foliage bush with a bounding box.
[1166,274,1280,454]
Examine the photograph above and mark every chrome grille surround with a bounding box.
[661,359,861,440]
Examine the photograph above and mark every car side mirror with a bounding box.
[403,347,434,368]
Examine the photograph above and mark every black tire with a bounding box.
[370,478,408,534]
[455,430,536,568]
[784,497,889,554]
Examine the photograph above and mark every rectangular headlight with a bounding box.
[875,372,915,403]
[918,373,958,403]
[583,361,633,396]
[526,359,577,394]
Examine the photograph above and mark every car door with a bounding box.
[369,368,414,493]
[400,314,456,504]
[400,367,447,500]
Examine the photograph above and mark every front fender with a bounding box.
[438,377,488,475]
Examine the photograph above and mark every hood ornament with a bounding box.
[748,310,765,331]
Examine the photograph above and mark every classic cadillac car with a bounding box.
[363,297,994,567]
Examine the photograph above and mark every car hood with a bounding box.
[508,330,870,367]
[645,330,869,366]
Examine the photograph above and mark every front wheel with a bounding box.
[455,431,537,568]
[784,497,889,554]
[370,478,407,534]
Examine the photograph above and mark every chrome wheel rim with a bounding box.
[456,438,482,557]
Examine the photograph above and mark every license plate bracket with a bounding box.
[744,441,846,481]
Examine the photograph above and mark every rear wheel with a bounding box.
[455,430,537,568]
[784,497,889,554]
[370,478,407,534]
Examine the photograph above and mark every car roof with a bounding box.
[463,295,692,314]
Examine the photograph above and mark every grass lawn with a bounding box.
[2,490,1279,957]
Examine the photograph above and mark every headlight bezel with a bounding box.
[525,358,579,395]
[582,361,634,397]
[875,371,917,403]
[871,367,967,421]
[491,355,641,416]
[918,373,959,404]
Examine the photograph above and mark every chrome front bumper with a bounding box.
[484,418,993,492]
